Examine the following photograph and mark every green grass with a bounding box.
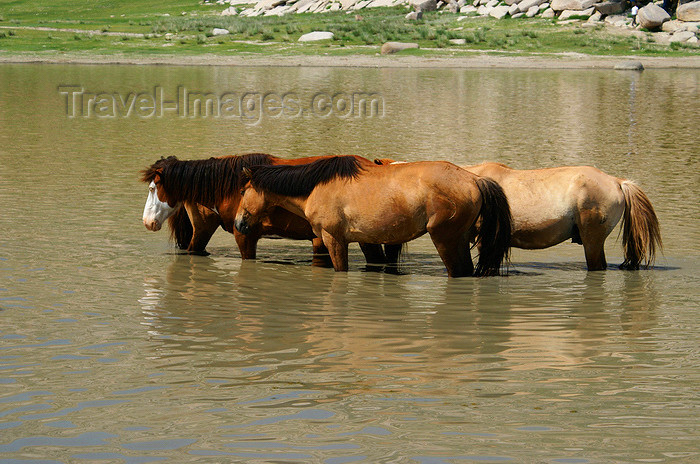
[0,1,697,58]
[1,0,205,23]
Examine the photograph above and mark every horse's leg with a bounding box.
[384,244,403,265]
[312,237,333,268]
[577,210,609,271]
[321,230,349,272]
[186,204,220,254]
[234,229,261,260]
[426,204,474,277]
[312,237,329,255]
[359,243,386,264]
[428,229,472,278]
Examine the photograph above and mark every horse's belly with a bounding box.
[511,214,575,249]
[512,229,572,249]
[345,212,427,244]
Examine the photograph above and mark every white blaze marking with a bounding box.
[142,181,178,231]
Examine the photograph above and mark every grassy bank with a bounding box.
[0,1,698,58]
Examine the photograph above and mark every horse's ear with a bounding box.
[242,167,252,179]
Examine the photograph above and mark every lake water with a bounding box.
[0,63,698,463]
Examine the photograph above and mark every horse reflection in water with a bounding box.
[138,253,659,398]
[235,156,512,277]
[141,153,399,266]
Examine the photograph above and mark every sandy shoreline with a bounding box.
[1,51,700,69]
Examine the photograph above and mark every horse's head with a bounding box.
[234,168,274,236]
[141,157,181,232]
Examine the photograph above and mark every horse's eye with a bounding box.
[240,189,245,196]
[149,186,155,193]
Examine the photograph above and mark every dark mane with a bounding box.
[249,156,364,197]
[141,153,275,204]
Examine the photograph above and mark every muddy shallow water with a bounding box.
[0,64,698,463]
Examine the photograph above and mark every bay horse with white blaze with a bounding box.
[235,156,512,277]
[141,154,396,264]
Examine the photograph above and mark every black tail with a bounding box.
[473,177,512,277]
[168,206,193,250]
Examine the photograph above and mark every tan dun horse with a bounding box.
[463,162,662,271]
[141,154,395,264]
[235,156,512,277]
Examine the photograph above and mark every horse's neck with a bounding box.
[270,193,307,219]
[169,157,248,209]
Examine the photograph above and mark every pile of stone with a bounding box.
[633,1,700,43]
[596,2,699,45]
[216,0,700,45]
[450,0,700,39]
[219,0,408,16]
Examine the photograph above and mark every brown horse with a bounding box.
[235,156,512,277]
[141,154,395,263]
[461,162,661,271]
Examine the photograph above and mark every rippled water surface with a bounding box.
[0,64,698,463]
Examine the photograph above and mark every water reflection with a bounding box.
[136,251,663,403]
[1,63,698,463]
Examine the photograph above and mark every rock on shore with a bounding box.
[298,31,335,41]
[636,3,670,30]
[677,1,700,22]
[381,41,420,53]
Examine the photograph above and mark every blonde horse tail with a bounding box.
[619,180,662,270]
[473,177,512,277]
[168,205,193,250]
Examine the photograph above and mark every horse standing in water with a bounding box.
[141,154,396,264]
[373,159,661,271]
[461,162,661,271]
[235,156,512,277]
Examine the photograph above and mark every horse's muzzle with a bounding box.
[144,219,161,232]
[234,215,251,235]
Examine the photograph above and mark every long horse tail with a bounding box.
[619,180,662,270]
[167,206,193,250]
[473,177,512,277]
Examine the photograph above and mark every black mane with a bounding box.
[249,156,364,197]
[141,153,275,205]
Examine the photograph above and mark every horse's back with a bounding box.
[320,160,480,211]
[386,160,483,201]
[308,160,481,244]
[465,163,623,205]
